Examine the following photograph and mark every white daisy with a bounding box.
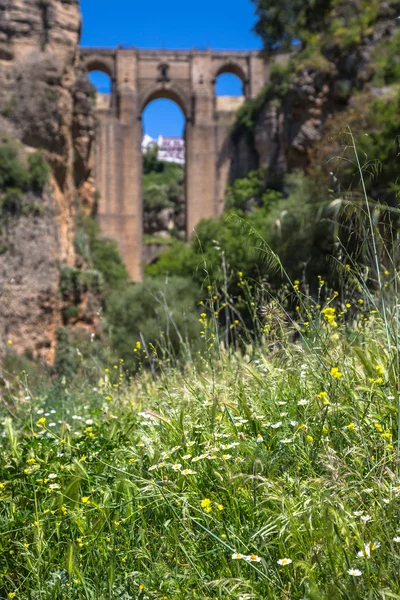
[348,568,362,577]
[277,558,292,566]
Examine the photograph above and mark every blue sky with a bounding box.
[81,0,261,137]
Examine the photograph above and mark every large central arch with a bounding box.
[81,47,290,281]
[141,93,187,258]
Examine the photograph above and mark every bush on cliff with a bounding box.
[0,145,50,194]
[0,145,28,191]
[106,276,202,367]
[78,217,130,293]
[27,151,50,192]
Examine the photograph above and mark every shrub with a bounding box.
[80,217,130,292]
[73,228,92,262]
[27,152,50,192]
[59,266,80,298]
[62,304,80,320]
[81,268,105,295]
[231,63,292,138]
[143,145,164,174]
[225,169,282,211]
[1,188,23,217]
[379,28,400,85]
[54,327,78,381]
[106,276,202,366]
[143,159,184,212]
[143,182,172,211]
[0,146,28,191]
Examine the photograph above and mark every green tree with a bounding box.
[143,145,163,174]
[252,0,333,51]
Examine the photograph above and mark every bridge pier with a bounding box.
[82,47,289,281]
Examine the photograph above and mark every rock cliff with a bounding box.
[232,1,400,182]
[0,0,96,363]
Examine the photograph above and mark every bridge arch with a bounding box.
[142,96,187,254]
[83,57,115,79]
[140,86,190,120]
[214,62,248,85]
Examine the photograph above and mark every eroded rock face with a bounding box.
[0,0,81,61]
[0,189,62,362]
[0,0,96,363]
[234,3,400,179]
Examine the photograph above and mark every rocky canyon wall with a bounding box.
[0,0,96,363]
[231,1,400,184]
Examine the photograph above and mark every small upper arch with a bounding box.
[83,56,115,79]
[214,61,248,85]
[141,86,189,119]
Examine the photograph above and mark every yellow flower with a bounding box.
[358,299,364,305]
[217,504,224,511]
[321,306,337,326]
[330,367,343,379]
[317,391,328,402]
[36,417,46,427]
[8,593,16,599]
[139,584,145,591]
[374,423,383,433]
[306,435,313,443]
[375,364,384,376]
[81,496,90,504]
[346,303,351,308]
[27,458,36,465]
[346,422,357,431]
[201,498,212,512]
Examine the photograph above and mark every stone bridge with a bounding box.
[80,47,289,280]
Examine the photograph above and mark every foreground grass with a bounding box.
[1,308,400,599]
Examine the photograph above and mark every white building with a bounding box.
[142,134,185,165]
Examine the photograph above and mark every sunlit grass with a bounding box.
[1,288,400,598]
